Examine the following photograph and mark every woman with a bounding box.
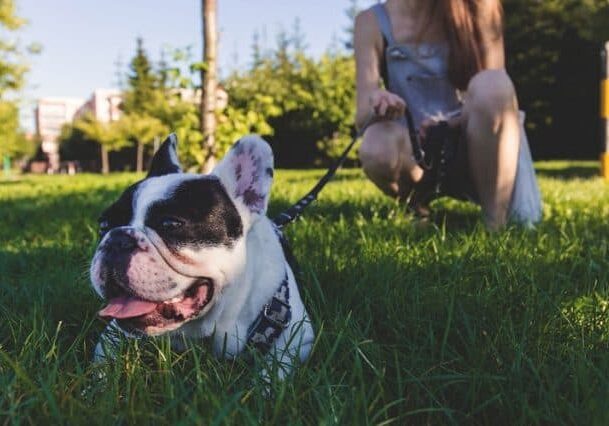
[354,0,542,230]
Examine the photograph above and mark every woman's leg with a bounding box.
[358,120,423,200]
[463,69,521,230]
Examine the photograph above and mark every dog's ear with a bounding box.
[212,135,274,214]
[147,133,182,177]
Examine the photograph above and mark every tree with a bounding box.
[152,46,203,170]
[73,114,126,174]
[201,0,218,172]
[343,0,360,50]
[0,0,40,168]
[251,30,263,69]
[0,101,34,160]
[0,0,28,100]
[503,0,609,159]
[122,38,161,171]
[123,38,157,113]
[118,113,167,172]
[58,123,100,171]
[225,47,356,167]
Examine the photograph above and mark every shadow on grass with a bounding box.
[535,164,599,180]
[280,171,365,185]
[0,179,22,186]
[430,207,479,230]
[268,196,480,236]
[0,244,102,349]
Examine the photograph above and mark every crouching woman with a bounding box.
[354,0,542,229]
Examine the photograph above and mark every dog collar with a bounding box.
[246,271,292,353]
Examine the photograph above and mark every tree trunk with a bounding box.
[201,0,218,173]
[101,145,109,174]
[136,140,144,173]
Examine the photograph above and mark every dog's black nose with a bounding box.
[105,229,138,254]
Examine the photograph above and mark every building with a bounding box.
[34,90,122,172]
[35,97,84,172]
[74,89,123,123]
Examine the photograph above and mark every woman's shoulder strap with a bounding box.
[370,3,396,45]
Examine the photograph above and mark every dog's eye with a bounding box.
[98,220,111,236]
[160,217,184,230]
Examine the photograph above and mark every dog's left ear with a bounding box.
[148,133,182,177]
[212,135,274,214]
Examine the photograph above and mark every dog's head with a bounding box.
[90,134,274,336]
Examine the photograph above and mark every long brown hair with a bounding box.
[432,0,503,90]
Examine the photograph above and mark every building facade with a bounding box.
[35,97,84,172]
[35,90,122,172]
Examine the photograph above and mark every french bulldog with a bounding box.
[90,134,314,379]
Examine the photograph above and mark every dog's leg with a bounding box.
[83,320,129,399]
[93,320,129,363]
[261,316,315,383]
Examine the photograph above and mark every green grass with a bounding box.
[1,162,609,424]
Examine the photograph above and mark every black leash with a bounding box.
[404,106,432,171]
[272,116,375,228]
[272,106,447,228]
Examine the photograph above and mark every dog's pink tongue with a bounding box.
[98,296,158,319]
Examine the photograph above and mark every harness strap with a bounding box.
[371,4,396,45]
[246,272,291,353]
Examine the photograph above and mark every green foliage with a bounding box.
[118,113,167,148]
[226,50,356,167]
[0,0,25,30]
[0,0,29,99]
[122,38,159,115]
[0,101,34,159]
[0,0,39,163]
[3,163,609,423]
[160,96,202,170]
[58,123,100,166]
[119,38,169,170]
[58,25,357,170]
[503,0,609,158]
[152,46,204,169]
[215,105,273,158]
[73,113,127,152]
[86,41,204,170]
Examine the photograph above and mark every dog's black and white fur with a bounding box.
[90,134,314,378]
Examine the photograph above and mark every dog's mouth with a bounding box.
[98,278,214,333]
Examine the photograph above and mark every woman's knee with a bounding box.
[359,122,402,177]
[466,69,517,116]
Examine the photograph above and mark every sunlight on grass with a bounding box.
[1,162,609,424]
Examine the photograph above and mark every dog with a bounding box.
[90,134,314,379]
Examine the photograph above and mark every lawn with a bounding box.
[1,161,609,424]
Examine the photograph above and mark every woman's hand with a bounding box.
[369,89,406,121]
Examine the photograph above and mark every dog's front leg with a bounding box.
[260,317,315,384]
[93,320,130,363]
[83,320,130,399]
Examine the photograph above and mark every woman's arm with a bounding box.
[479,0,505,69]
[354,9,405,130]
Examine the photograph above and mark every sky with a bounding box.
[17,0,378,131]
